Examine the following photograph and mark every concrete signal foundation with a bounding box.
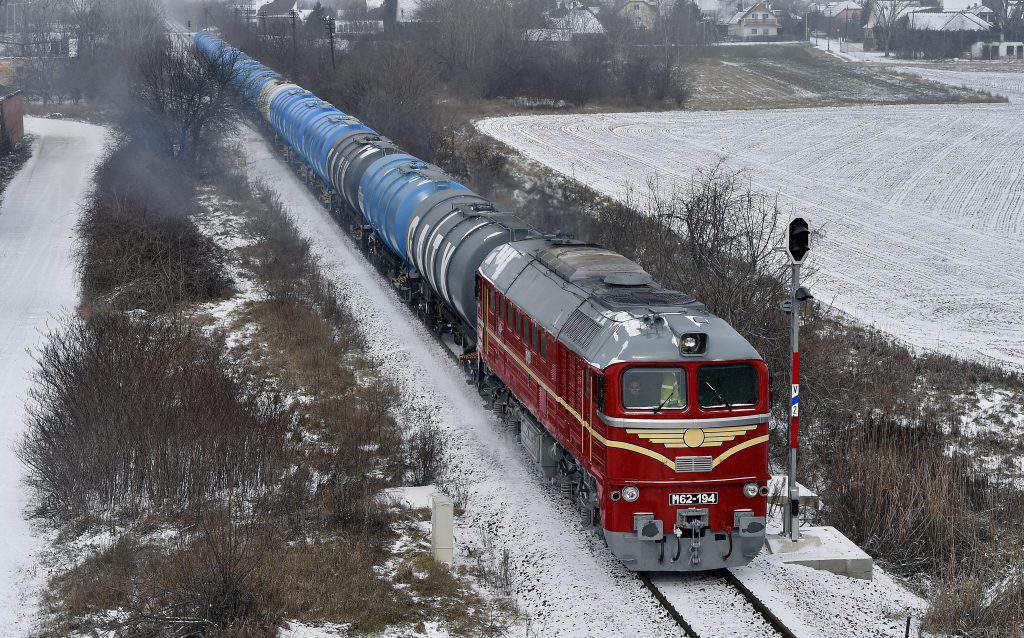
[767,526,874,580]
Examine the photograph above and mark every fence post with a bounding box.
[431,495,454,566]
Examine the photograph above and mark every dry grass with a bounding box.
[686,44,1005,110]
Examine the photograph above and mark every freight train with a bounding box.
[194,32,771,572]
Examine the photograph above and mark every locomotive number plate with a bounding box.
[670,492,718,506]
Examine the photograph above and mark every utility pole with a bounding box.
[782,218,811,542]
[290,9,297,57]
[323,15,335,70]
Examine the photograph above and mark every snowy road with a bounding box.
[0,118,106,633]
[477,70,1024,369]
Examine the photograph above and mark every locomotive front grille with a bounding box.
[675,456,713,473]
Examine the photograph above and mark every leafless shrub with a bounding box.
[18,311,287,523]
[79,143,231,312]
[407,417,447,486]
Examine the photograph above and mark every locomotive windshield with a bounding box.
[621,367,686,411]
[697,364,758,409]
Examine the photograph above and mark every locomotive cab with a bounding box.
[597,357,771,570]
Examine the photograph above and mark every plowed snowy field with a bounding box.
[477,70,1024,369]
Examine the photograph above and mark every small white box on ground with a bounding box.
[767,526,874,580]
[431,495,454,566]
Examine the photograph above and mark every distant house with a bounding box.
[257,0,298,16]
[971,39,1024,58]
[618,0,662,30]
[0,84,23,149]
[820,0,863,23]
[906,10,992,30]
[727,1,780,38]
[527,5,606,42]
[967,4,998,23]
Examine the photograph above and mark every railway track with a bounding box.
[255,117,799,638]
[644,570,797,638]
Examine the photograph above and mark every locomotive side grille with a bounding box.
[675,456,713,473]
[601,290,694,307]
[562,309,602,350]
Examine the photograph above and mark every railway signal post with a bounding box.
[784,218,810,541]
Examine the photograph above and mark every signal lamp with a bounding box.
[743,482,759,498]
[621,486,640,502]
[787,218,810,264]
[679,333,707,355]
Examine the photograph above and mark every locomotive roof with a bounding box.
[480,239,761,369]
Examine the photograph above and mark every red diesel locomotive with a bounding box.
[476,240,770,571]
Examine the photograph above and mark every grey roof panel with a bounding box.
[479,238,762,368]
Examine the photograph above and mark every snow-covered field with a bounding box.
[239,125,926,637]
[477,70,1024,369]
[0,118,106,635]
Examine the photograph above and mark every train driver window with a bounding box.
[489,288,495,310]
[621,367,686,411]
[697,363,758,409]
[539,332,546,358]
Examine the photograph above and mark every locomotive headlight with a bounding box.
[621,486,640,502]
[679,333,706,355]
[743,482,759,498]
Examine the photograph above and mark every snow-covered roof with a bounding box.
[908,10,992,29]
[864,3,929,28]
[257,0,297,16]
[821,0,863,17]
[727,2,772,24]
[558,7,605,33]
[944,0,1010,10]
[396,0,421,21]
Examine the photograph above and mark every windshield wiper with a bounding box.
[703,381,734,412]
[652,386,679,414]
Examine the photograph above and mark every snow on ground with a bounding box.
[477,70,1024,369]
[238,126,681,637]
[0,117,106,635]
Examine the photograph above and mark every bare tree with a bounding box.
[870,0,917,57]
[121,37,239,162]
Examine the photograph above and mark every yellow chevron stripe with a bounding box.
[711,435,770,468]
[484,322,766,472]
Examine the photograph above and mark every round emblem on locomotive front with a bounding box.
[683,429,705,448]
